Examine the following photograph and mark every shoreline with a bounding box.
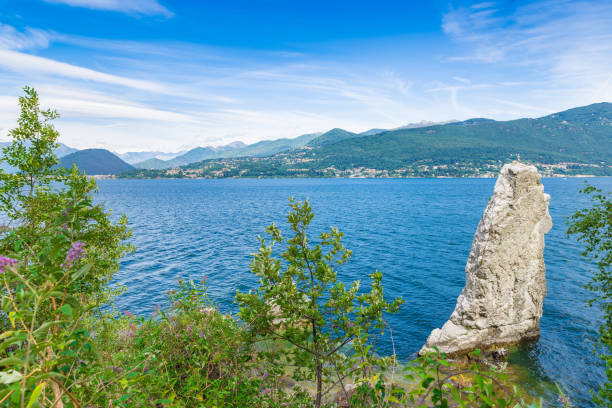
[100,174,609,180]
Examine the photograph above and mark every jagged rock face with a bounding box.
[421,161,552,356]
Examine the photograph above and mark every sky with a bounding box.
[0,0,611,153]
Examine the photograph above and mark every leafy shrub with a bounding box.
[0,87,131,408]
[236,198,403,408]
[568,184,612,406]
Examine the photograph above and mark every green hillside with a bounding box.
[60,149,134,175]
[307,128,358,146]
[120,103,612,179]
[311,103,612,170]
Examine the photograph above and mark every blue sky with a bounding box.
[0,0,611,153]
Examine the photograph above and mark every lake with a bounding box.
[96,177,610,407]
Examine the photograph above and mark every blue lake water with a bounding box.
[96,177,610,407]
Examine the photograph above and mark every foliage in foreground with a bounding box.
[568,184,612,407]
[236,198,404,407]
[0,87,547,407]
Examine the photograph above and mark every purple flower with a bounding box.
[0,256,17,273]
[63,241,86,268]
[123,310,135,318]
[558,395,573,407]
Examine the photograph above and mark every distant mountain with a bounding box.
[59,149,134,175]
[359,128,387,136]
[134,133,321,169]
[132,157,168,169]
[229,132,320,156]
[121,102,612,179]
[307,128,359,147]
[119,150,187,164]
[394,120,458,130]
[55,143,78,158]
[357,121,459,137]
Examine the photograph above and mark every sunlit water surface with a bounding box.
[96,177,611,407]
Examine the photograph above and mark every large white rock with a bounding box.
[421,161,552,356]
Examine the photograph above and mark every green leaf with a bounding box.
[59,304,73,316]
[26,382,44,408]
[0,330,14,341]
[69,263,92,284]
[33,321,67,336]
[0,357,24,367]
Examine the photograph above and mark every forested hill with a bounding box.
[311,103,612,168]
[60,149,134,175]
[120,102,612,178]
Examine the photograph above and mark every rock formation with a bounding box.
[421,161,552,356]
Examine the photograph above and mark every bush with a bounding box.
[0,87,131,408]
[568,184,612,406]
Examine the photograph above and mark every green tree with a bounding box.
[236,198,403,407]
[568,184,612,406]
[0,87,132,407]
[0,86,133,309]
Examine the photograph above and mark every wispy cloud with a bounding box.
[42,0,173,17]
[442,0,612,106]
[0,23,50,50]
[0,49,169,92]
[452,76,471,84]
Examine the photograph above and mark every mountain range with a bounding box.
[2,105,611,177]
[121,102,612,179]
[130,134,323,169]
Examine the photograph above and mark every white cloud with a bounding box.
[0,49,169,92]
[442,0,612,105]
[50,98,195,122]
[42,0,173,17]
[452,76,471,84]
[0,23,50,50]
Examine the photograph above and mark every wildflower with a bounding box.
[557,395,573,407]
[63,241,85,268]
[123,310,135,318]
[0,255,17,273]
